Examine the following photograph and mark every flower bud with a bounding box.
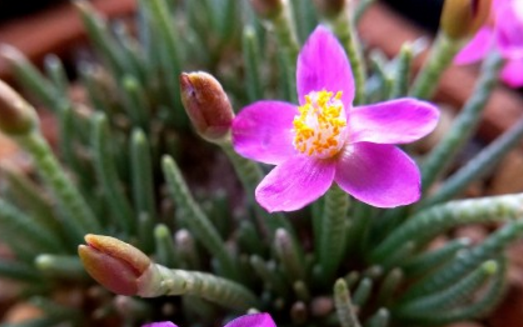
[179,72,234,143]
[440,0,492,39]
[249,0,284,19]
[313,0,347,18]
[0,80,38,136]
[78,234,151,296]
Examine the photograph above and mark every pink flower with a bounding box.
[232,26,439,212]
[142,313,276,327]
[455,0,523,87]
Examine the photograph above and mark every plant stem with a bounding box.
[410,32,463,99]
[18,131,101,242]
[327,8,366,105]
[421,52,504,192]
[139,264,259,311]
[317,185,350,280]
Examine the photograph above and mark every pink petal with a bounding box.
[232,101,297,165]
[334,143,421,208]
[296,25,355,108]
[492,0,507,10]
[501,58,523,87]
[454,27,494,64]
[495,1,523,59]
[255,156,336,212]
[142,323,177,327]
[224,313,277,327]
[349,98,439,145]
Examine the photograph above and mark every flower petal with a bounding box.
[495,1,523,59]
[334,143,421,208]
[501,58,523,87]
[232,101,297,165]
[256,156,335,212]
[142,323,177,327]
[224,313,277,327]
[297,25,355,107]
[349,98,439,144]
[454,27,494,64]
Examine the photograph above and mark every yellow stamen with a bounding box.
[292,90,347,159]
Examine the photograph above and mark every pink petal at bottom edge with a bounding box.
[224,313,277,327]
[255,156,336,212]
[501,59,523,88]
[142,322,178,327]
[334,143,421,208]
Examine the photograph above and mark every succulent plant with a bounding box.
[0,0,522,327]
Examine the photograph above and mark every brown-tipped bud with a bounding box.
[249,0,284,19]
[440,0,492,39]
[179,72,234,143]
[78,234,151,296]
[313,0,347,18]
[0,80,38,136]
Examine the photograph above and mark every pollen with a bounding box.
[292,90,347,158]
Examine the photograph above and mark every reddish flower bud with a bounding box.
[179,72,234,143]
[0,80,38,136]
[78,234,151,296]
[440,0,492,39]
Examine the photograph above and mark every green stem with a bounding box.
[264,1,300,103]
[401,238,471,278]
[410,258,506,324]
[92,113,135,235]
[327,9,366,105]
[401,221,523,300]
[175,229,202,270]
[390,43,414,99]
[74,0,127,78]
[44,55,69,99]
[371,193,523,263]
[138,264,259,311]
[162,155,239,281]
[317,186,350,280]
[364,309,389,327]
[334,279,362,327]
[1,165,62,237]
[421,52,504,192]
[421,115,523,209]
[154,224,179,268]
[17,132,101,241]
[130,129,157,222]
[410,32,463,99]
[1,45,58,110]
[396,260,497,316]
[242,25,264,102]
[122,77,151,132]
[0,198,63,254]
[250,255,289,298]
[352,277,373,307]
[35,255,88,280]
[0,260,42,282]
[275,228,306,282]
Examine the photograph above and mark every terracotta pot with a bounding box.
[0,0,136,82]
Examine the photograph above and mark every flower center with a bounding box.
[292,90,347,159]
